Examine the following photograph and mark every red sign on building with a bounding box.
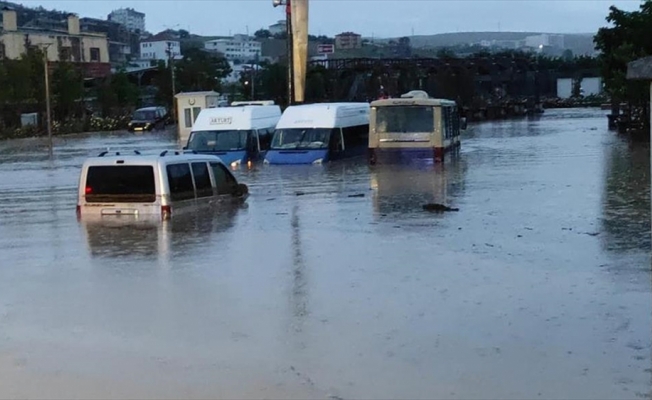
[317,44,335,54]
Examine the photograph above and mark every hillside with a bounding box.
[370,31,598,56]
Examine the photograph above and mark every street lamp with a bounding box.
[273,0,293,105]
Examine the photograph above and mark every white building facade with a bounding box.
[108,8,145,32]
[269,20,285,36]
[140,39,181,62]
[525,34,565,49]
[204,34,261,62]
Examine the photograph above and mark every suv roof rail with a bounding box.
[99,150,141,157]
[159,150,182,157]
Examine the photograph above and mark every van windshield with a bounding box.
[271,128,332,150]
[187,130,249,152]
[376,106,434,133]
[133,110,156,121]
[85,166,156,203]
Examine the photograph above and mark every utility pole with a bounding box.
[167,42,177,124]
[251,64,255,100]
[251,53,259,100]
[286,0,294,105]
[274,0,294,105]
[42,45,52,155]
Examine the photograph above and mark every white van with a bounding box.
[184,105,281,167]
[76,150,248,220]
[264,102,370,165]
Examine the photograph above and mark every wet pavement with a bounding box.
[0,108,650,399]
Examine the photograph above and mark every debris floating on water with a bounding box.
[422,203,459,212]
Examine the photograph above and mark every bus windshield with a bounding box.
[376,106,434,133]
[187,130,250,152]
[271,128,332,150]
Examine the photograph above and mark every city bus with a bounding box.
[368,90,466,164]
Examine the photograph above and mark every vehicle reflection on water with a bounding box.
[81,202,245,264]
[369,154,467,218]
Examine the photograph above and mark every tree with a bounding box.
[436,48,457,59]
[153,60,172,108]
[595,2,652,103]
[254,29,272,39]
[174,48,232,93]
[253,61,288,105]
[51,62,83,121]
[96,70,140,117]
[594,1,652,132]
[305,65,327,101]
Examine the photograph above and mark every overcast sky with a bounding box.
[17,0,642,37]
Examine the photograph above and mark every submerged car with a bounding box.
[127,106,169,132]
[76,150,249,220]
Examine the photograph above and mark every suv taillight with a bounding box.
[161,205,171,219]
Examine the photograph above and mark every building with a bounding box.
[0,8,110,76]
[80,17,135,64]
[204,34,261,62]
[139,32,181,63]
[335,32,362,50]
[524,34,565,50]
[108,8,145,33]
[268,20,285,36]
[175,91,222,142]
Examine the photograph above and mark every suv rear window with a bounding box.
[85,166,156,203]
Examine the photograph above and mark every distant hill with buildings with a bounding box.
[371,32,598,56]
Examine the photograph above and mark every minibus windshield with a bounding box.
[270,128,332,150]
[85,166,156,203]
[376,106,434,133]
[188,130,250,152]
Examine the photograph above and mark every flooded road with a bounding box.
[0,108,650,399]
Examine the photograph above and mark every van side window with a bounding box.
[210,162,236,195]
[166,163,195,201]
[191,162,213,198]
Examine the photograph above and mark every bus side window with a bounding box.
[210,162,237,195]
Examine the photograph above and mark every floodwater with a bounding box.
[0,108,650,399]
